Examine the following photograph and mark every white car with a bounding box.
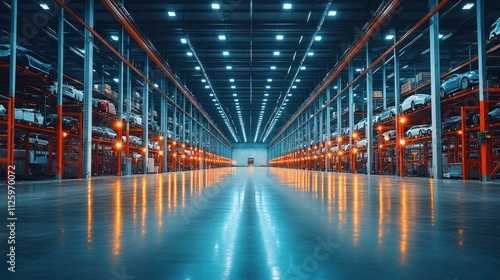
[50,83,84,101]
[400,94,430,113]
[405,125,432,138]
[490,17,500,39]
[330,145,339,153]
[0,104,6,115]
[14,108,44,125]
[341,143,350,151]
[122,135,142,145]
[22,134,49,148]
[355,138,368,148]
[148,140,160,150]
[354,118,367,131]
[100,127,117,141]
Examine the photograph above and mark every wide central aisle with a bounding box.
[3,167,500,280]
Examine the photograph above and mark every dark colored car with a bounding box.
[440,71,479,98]
[472,107,500,124]
[92,126,105,138]
[442,116,462,131]
[45,114,78,132]
[0,44,57,80]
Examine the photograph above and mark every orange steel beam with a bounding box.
[55,0,232,149]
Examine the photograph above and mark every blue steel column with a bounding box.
[82,0,94,179]
[382,58,387,109]
[325,88,331,170]
[118,28,124,118]
[142,56,149,173]
[125,36,131,173]
[393,26,402,176]
[7,0,17,169]
[55,1,64,180]
[430,0,443,179]
[477,0,490,181]
[366,41,374,174]
[161,79,167,172]
[348,62,354,157]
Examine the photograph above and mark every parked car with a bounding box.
[0,44,57,80]
[441,116,462,131]
[92,126,105,138]
[148,140,160,150]
[50,83,84,102]
[373,114,381,125]
[490,17,500,39]
[45,114,78,132]
[382,130,396,143]
[472,107,500,124]
[400,94,430,113]
[330,145,339,153]
[354,118,367,131]
[21,133,49,149]
[341,143,350,151]
[122,112,143,126]
[122,135,143,146]
[379,106,396,122]
[405,125,431,138]
[14,108,44,125]
[355,138,368,148]
[100,127,117,141]
[98,100,117,115]
[0,104,6,115]
[440,71,479,98]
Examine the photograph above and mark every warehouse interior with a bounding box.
[1,0,500,279]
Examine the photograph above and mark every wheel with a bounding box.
[18,55,28,68]
[473,114,479,124]
[49,69,57,81]
[399,105,403,113]
[411,101,416,110]
[419,130,423,137]
[440,88,445,98]
[427,129,432,135]
[460,77,469,90]
[408,132,412,138]
[390,111,395,118]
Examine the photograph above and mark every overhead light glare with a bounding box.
[385,34,394,40]
[113,78,119,83]
[187,52,193,56]
[226,66,233,70]
[218,35,226,40]
[276,35,284,40]
[181,38,187,44]
[273,51,280,56]
[438,34,444,39]
[195,66,201,70]
[267,78,273,82]
[111,35,119,41]
[462,3,474,9]
[308,52,314,56]
[230,78,235,82]
[315,36,322,41]
[328,10,337,16]
[270,66,276,70]
[168,11,176,17]
[40,3,50,10]
[223,51,230,56]
[231,85,236,89]
[212,3,220,10]
[283,3,292,10]
[301,66,306,70]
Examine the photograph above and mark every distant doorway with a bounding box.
[248,158,254,167]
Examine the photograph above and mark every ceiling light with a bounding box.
[356,68,362,72]
[181,38,187,44]
[187,52,193,56]
[308,52,314,56]
[266,85,271,89]
[168,11,176,17]
[283,3,292,9]
[288,94,292,96]
[111,35,119,41]
[113,78,119,83]
[273,51,280,56]
[201,79,206,82]
[40,3,50,10]
[205,85,210,89]
[226,66,232,70]
[223,51,230,56]
[276,35,284,40]
[230,78,235,82]
[402,65,408,69]
[212,99,217,102]
[233,93,237,96]
[209,93,214,96]
[270,66,276,70]
[212,3,220,10]
[219,35,226,40]
[438,34,444,39]
[333,86,338,89]
[267,78,273,82]
[264,93,269,96]
[235,99,239,102]
[292,85,297,89]
[315,36,322,41]
[195,66,201,70]
[328,10,337,16]
[231,85,236,89]
[301,66,306,70]
[154,83,159,87]
[263,99,268,102]
[296,79,301,82]
[385,34,394,40]
[462,3,474,9]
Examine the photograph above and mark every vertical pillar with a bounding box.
[142,56,149,173]
[477,0,491,181]
[430,0,443,179]
[366,41,374,174]
[393,22,402,176]
[325,88,331,170]
[82,0,94,179]
[382,58,387,109]
[55,1,64,180]
[118,27,124,118]
[7,0,17,170]
[125,36,131,173]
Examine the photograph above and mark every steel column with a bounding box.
[55,1,64,180]
[430,0,443,179]
[82,0,94,179]
[142,56,149,173]
[477,0,491,181]
[366,41,374,174]
[382,58,387,109]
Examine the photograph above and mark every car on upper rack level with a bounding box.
[405,125,432,138]
[400,94,430,113]
[440,71,479,98]
[379,106,396,122]
[98,100,117,115]
[14,108,44,125]
[0,44,57,80]
[50,83,84,102]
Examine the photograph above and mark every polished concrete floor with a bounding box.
[1,167,500,279]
